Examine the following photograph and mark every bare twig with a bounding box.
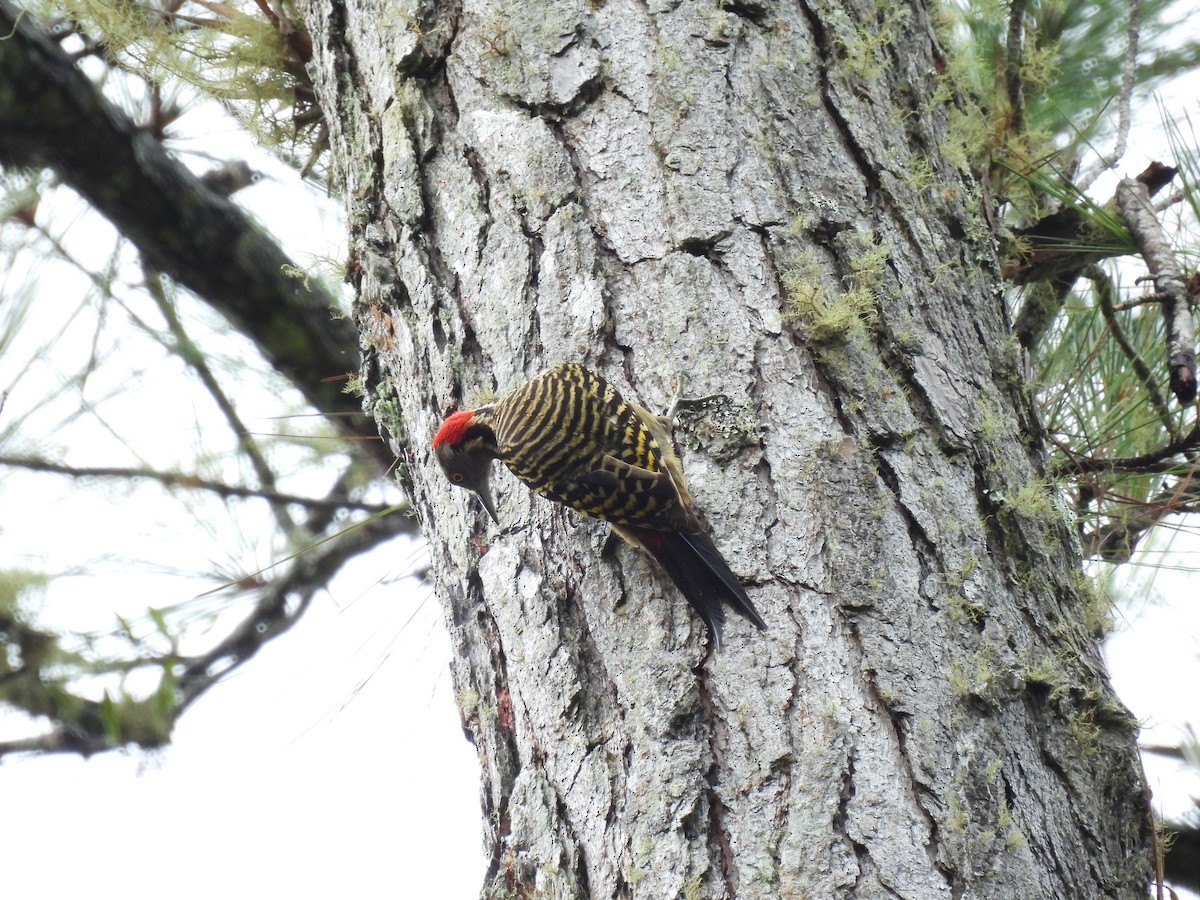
[1051,417,1200,477]
[1116,175,1197,403]
[1086,264,1176,438]
[1112,290,1170,312]
[1004,0,1028,138]
[0,453,398,514]
[174,511,411,710]
[1139,744,1186,760]
[1154,188,1185,214]
[0,507,415,760]
[143,268,297,534]
[1113,0,1140,163]
[1079,0,1141,191]
[1080,472,1200,561]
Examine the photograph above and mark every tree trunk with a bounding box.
[301,0,1150,896]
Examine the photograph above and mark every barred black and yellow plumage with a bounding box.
[432,363,766,649]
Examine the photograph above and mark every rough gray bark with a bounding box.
[302,0,1150,896]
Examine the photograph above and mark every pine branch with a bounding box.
[1052,420,1200,477]
[1116,174,1197,404]
[0,453,401,515]
[143,268,298,534]
[1086,264,1175,438]
[1078,0,1141,190]
[0,0,389,467]
[0,508,414,760]
[1004,0,1028,138]
[1079,473,1200,561]
[174,511,412,711]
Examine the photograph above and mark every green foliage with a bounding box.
[57,0,320,167]
[2,570,180,749]
[1035,266,1195,559]
[932,1,1200,568]
[1,571,54,673]
[942,0,1200,161]
[935,0,1200,259]
[999,160,1135,250]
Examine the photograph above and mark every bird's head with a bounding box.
[432,408,501,522]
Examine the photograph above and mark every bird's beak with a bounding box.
[476,485,500,523]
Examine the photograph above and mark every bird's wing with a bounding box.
[560,454,690,530]
[627,401,695,509]
[581,455,665,487]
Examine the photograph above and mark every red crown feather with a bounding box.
[432,409,477,448]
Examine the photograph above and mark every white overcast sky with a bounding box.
[0,99,489,897]
[1,543,486,898]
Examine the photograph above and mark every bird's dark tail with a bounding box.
[616,526,767,651]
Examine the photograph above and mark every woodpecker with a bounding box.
[431,363,766,649]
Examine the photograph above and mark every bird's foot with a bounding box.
[659,375,685,427]
[662,377,727,427]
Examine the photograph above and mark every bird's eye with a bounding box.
[451,472,465,483]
